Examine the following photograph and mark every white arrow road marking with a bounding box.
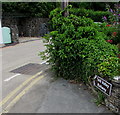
[4,74,21,82]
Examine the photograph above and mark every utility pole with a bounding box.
[61,0,69,17]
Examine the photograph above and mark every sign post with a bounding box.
[93,75,112,96]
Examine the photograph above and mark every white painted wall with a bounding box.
[0,19,3,44]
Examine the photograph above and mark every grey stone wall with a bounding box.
[88,76,120,114]
[18,18,49,37]
[2,17,49,40]
[2,17,18,27]
[105,77,120,114]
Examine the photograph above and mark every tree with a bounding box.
[61,0,69,16]
[2,2,57,18]
[69,2,116,11]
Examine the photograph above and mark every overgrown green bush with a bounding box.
[2,2,57,18]
[103,3,120,44]
[40,7,119,83]
[113,25,120,44]
[92,23,116,41]
[97,57,119,79]
[69,8,113,22]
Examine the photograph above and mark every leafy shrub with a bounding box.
[92,23,116,41]
[94,90,105,106]
[40,7,119,83]
[69,8,113,22]
[2,2,57,18]
[103,3,120,44]
[97,57,120,79]
[112,25,120,44]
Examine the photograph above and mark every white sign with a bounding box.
[93,75,112,96]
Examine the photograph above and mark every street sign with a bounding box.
[93,75,112,96]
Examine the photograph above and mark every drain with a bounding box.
[10,63,47,75]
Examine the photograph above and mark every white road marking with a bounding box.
[40,59,49,65]
[4,74,21,82]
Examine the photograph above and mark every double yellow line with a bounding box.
[0,70,45,114]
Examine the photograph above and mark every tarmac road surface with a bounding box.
[0,37,114,114]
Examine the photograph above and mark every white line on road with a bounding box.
[40,59,49,65]
[4,74,21,82]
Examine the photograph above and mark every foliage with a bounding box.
[92,23,115,41]
[69,8,113,22]
[94,90,105,106]
[40,7,119,83]
[69,2,115,11]
[113,25,120,44]
[2,2,57,18]
[103,3,120,44]
[106,3,120,24]
[97,57,120,79]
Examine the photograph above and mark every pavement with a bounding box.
[37,78,113,113]
[0,37,115,114]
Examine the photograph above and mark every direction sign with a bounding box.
[93,75,112,96]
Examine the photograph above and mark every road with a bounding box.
[0,37,114,113]
[0,38,51,113]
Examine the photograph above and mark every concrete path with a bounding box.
[37,78,113,113]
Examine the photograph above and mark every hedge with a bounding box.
[69,8,113,22]
[40,8,119,83]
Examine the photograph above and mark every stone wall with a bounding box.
[105,77,120,114]
[89,76,120,114]
[2,17,49,43]
[2,17,18,27]
[18,18,49,37]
